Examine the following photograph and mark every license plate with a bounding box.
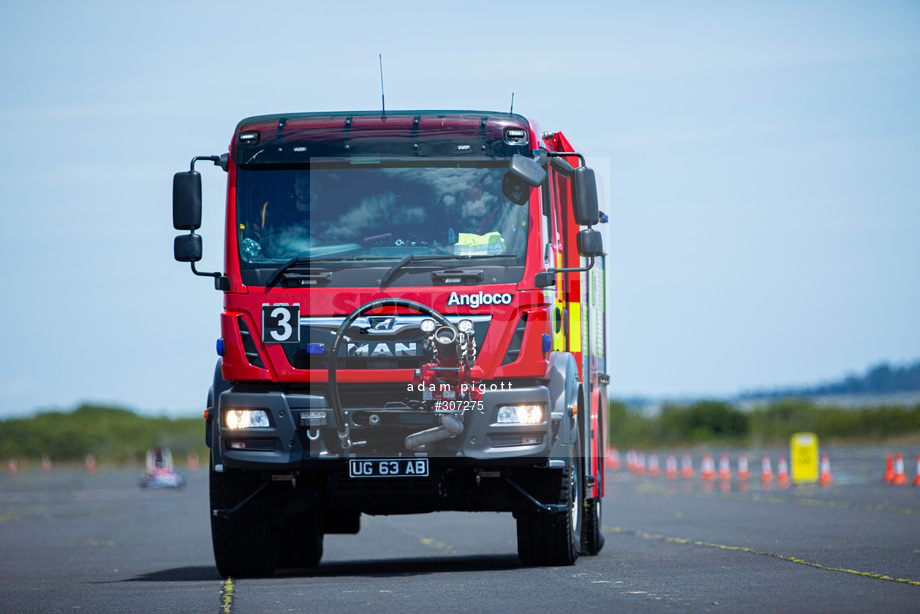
[349,458,429,478]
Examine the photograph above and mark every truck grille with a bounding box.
[501,312,528,366]
[238,317,265,368]
[336,384,423,409]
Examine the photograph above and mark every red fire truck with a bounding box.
[173,110,609,577]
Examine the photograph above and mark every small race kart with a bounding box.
[140,447,185,489]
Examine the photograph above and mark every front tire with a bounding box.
[209,458,278,578]
[581,495,605,555]
[277,512,323,569]
[516,449,583,566]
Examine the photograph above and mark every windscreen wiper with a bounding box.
[266,256,388,286]
[379,254,508,287]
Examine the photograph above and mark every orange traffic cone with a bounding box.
[605,447,621,470]
[818,453,834,486]
[700,454,716,481]
[665,454,678,479]
[913,455,920,487]
[737,454,750,481]
[718,454,732,481]
[680,453,694,478]
[626,449,637,472]
[648,453,661,477]
[85,454,97,475]
[892,453,908,485]
[777,455,790,487]
[883,452,895,484]
[760,454,774,482]
[187,452,200,471]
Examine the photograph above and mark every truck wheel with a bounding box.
[277,513,323,569]
[581,496,605,555]
[209,458,278,578]
[515,455,582,566]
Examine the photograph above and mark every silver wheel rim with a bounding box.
[571,465,580,531]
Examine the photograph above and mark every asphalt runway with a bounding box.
[1,445,918,613]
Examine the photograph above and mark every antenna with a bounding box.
[510,92,514,114]
[379,54,386,119]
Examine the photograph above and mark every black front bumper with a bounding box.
[213,382,557,470]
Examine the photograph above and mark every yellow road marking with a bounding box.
[604,526,920,587]
[220,577,235,613]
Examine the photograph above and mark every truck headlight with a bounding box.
[497,405,544,424]
[225,409,270,429]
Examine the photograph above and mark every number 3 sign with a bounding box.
[262,304,300,343]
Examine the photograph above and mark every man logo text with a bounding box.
[347,342,417,357]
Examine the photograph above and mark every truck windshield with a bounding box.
[235,161,528,267]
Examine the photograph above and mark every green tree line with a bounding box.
[5,399,919,464]
[0,404,205,464]
[607,398,920,448]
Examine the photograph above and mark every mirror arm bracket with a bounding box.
[542,150,586,173]
[534,257,595,287]
[190,259,229,291]
[186,236,229,290]
[549,256,596,275]
[190,154,229,172]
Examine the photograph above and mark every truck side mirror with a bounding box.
[502,154,547,205]
[576,228,604,258]
[174,234,203,262]
[534,272,555,288]
[572,166,599,226]
[534,230,603,287]
[173,171,203,231]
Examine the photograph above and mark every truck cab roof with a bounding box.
[232,111,535,165]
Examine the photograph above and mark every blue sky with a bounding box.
[0,0,917,417]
